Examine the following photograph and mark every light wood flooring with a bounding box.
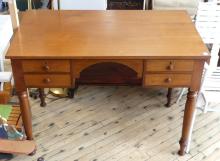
[2,86,220,161]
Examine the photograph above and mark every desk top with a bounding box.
[6,10,209,60]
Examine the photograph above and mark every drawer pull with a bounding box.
[165,77,172,83]
[43,65,50,71]
[43,78,51,84]
[167,62,174,70]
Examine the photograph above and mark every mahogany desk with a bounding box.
[6,10,209,155]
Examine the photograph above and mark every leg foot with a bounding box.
[37,157,45,161]
[68,87,77,98]
[178,138,187,156]
[39,88,46,107]
[28,148,36,156]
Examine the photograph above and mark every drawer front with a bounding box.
[22,60,70,73]
[144,74,192,86]
[24,74,71,87]
[145,60,194,72]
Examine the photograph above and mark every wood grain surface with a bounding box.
[6,10,209,60]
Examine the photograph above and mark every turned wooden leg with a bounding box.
[39,88,46,107]
[68,88,75,98]
[178,89,197,156]
[18,91,33,140]
[68,84,78,98]
[165,88,173,107]
[68,88,76,98]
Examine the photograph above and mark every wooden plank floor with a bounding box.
[2,86,220,161]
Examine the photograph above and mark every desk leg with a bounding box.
[39,88,46,107]
[68,88,75,98]
[165,88,172,107]
[18,91,33,140]
[179,89,197,156]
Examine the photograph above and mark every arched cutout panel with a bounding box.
[72,59,143,79]
[79,62,141,84]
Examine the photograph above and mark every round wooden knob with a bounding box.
[43,65,50,71]
[43,78,51,84]
[167,63,174,70]
[165,77,172,83]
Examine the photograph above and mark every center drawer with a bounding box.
[145,60,194,72]
[24,74,71,87]
[22,60,70,73]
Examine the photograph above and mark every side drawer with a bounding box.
[24,74,71,87]
[22,60,70,73]
[145,60,194,72]
[144,74,192,87]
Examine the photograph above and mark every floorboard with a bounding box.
[1,86,220,161]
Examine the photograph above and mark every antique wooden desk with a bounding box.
[6,10,209,155]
